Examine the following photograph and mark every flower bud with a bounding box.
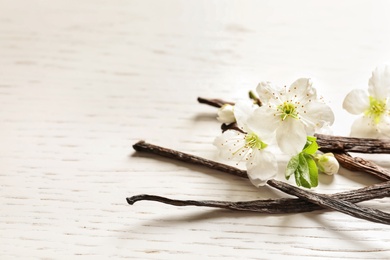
[316,153,339,175]
[217,104,236,124]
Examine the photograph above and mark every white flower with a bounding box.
[217,104,235,124]
[316,153,339,175]
[343,64,390,138]
[213,101,278,187]
[247,78,335,155]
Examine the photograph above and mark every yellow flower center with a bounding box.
[365,96,386,124]
[245,132,268,150]
[278,102,298,120]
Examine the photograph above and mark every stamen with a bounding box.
[277,101,299,120]
[365,96,387,124]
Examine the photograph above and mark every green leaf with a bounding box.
[296,153,311,188]
[304,154,318,188]
[286,147,319,188]
[306,136,317,142]
[294,171,301,187]
[286,154,299,180]
[302,138,319,155]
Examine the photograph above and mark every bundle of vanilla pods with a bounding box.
[127,98,390,225]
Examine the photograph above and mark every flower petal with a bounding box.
[301,101,335,134]
[342,89,369,115]
[233,101,256,131]
[256,81,280,105]
[368,64,390,98]
[288,78,317,102]
[314,122,333,135]
[246,107,279,143]
[350,116,379,138]
[276,118,306,154]
[213,130,247,160]
[378,116,390,139]
[246,149,278,187]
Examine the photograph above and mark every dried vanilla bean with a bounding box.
[133,141,247,178]
[133,141,389,182]
[316,134,390,154]
[220,122,244,133]
[197,97,234,108]
[334,152,390,181]
[130,141,390,218]
[127,181,390,214]
[267,179,390,225]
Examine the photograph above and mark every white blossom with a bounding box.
[343,64,390,138]
[213,101,277,187]
[247,78,335,155]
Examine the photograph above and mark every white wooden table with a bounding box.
[1,1,390,259]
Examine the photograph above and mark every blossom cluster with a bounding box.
[213,64,390,188]
[214,78,337,188]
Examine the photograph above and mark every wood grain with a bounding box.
[1,0,390,259]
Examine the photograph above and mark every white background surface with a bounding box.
[1,0,390,259]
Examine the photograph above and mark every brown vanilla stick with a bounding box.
[220,122,244,133]
[267,179,390,225]
[315,134,390,153]
[133,141,389,182]
[334,152,390,181]
[197,97,234,108]
[133,141,247,178]
[130,141,390,216]
[127,180,390,214]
